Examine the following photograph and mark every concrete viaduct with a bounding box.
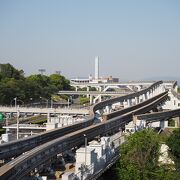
[0,81,169,179]
[0,81,180,179]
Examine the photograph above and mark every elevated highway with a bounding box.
[0,91,168,179]
[71,80,177,91]
[71,80,157,87]
[58,90,130,96]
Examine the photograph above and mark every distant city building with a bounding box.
[70,57,119,83]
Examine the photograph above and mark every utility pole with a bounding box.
[17,107,20,140]
[51,98,53,109]
[14,97,17,109]
[84,134,87,167]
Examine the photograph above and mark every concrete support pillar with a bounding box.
[123,100,128,107]
[175,85,178,92]
[75,86,78,91]
[164,120,168,128]
[106,105,111,113]
[155,87,158,95]
[154,86,157,96]
[99,95,102,102]
[150,89,153,98]
[143,94,146,101]
[139,95,143,103]
[157,85,159,93]
[133,115,137,131]
[148,90,151,98]
[90,95,93,105]
[146,92,149,99]
[152,88,155,97]
[127,99,131,107]
[135,97,139,104]
[99,86,102,92]
[120,101,124,106]
[157,85,160,94]
[47,113,50,123]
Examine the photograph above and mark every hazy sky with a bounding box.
[0,0,180,80]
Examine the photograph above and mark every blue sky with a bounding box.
[0,0,180,80]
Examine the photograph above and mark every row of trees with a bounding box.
[0,63,71,105]
[102,128,180,180]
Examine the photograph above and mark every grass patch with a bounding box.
[32,119,47,125]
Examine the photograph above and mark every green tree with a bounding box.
[0,63,24,80]
[116,129,160,180]
[166,128,180,171]
[0,78,22,105]
[49,74,70,90]
[178,87,180,93]
[0,63,71,105]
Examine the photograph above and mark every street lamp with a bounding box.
[17,99,24,107]
[14,97,17,109]
[16,108,20,140]
[67,98,70,108]
[83,134,87,167]
[30,98,33,107]
[10,97,17,108]
[50,98,53,109]
[11,97,24,107]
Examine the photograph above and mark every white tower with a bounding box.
[95,56,99,80]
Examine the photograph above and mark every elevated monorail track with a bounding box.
[136,108,180,122]
[0,81,163,160]
[0,91,168,179]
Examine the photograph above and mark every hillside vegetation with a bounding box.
[0,63,71,105]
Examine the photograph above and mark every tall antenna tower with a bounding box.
[95,56,99,80]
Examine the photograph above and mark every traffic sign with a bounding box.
[0,112,4,121]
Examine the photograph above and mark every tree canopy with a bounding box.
[0,63,71,105]
[116,129,160,179]
[166,128,180,171]
[108,129,180,180]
